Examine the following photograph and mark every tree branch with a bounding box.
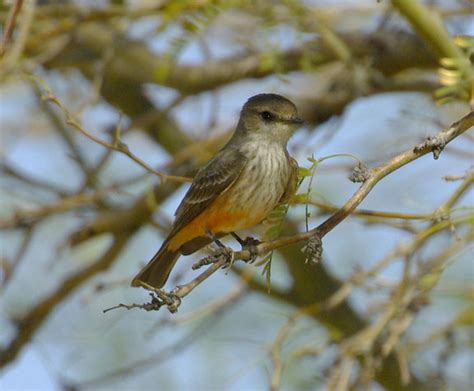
[33,81,191,184]
[0,0,24,57]
[391,0,463,59]
[119,110,473,313]
[46,25,437,95]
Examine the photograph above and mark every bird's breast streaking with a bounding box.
[168,141,291,251]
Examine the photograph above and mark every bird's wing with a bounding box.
[170,149,247,237]
[279,156,299,204]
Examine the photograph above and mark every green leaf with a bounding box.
[262,259,272,293]
[298,167,313,177]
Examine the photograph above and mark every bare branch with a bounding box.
[0,186,115,230]
[33,80,191,184]
[0,0,24,57]
[0,0,35,73]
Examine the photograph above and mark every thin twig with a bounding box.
[0,185,119,230]
[322,212,473,311]
[31,80,191,184]
[0,0,24,57]
[270,317,295,391]
[31,75,91,176]
[0,0,35,72]
[0,226,33,289]
[0,161,70,196]
[294,198,432,221]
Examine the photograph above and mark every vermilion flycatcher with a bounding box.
[132,93,303,290]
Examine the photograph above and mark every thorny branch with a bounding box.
[108,111,473,314]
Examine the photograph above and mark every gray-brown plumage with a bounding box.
[132,93,303,290]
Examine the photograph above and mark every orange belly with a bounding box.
[167,193,266,251]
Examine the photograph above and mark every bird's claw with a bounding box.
[218,246,235,269]
[241,237,261,263]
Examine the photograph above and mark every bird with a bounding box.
[132,93,303,290]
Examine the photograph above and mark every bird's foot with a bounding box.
[218,246,236,269]
[205,228,226,249]
[231,233,260,263]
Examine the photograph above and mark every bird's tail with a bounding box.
[131,244,180,289]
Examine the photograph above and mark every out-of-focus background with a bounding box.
[0,0,473,390]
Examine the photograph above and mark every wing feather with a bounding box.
[169,149,247,237]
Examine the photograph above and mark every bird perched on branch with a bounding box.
[132,93,303,290]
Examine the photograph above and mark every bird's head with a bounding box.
[236,93,303,145]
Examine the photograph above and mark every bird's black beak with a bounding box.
[290,117,304,125]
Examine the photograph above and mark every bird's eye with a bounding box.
[260,111,274,121]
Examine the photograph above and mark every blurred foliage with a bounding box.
[435,35,474,105]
